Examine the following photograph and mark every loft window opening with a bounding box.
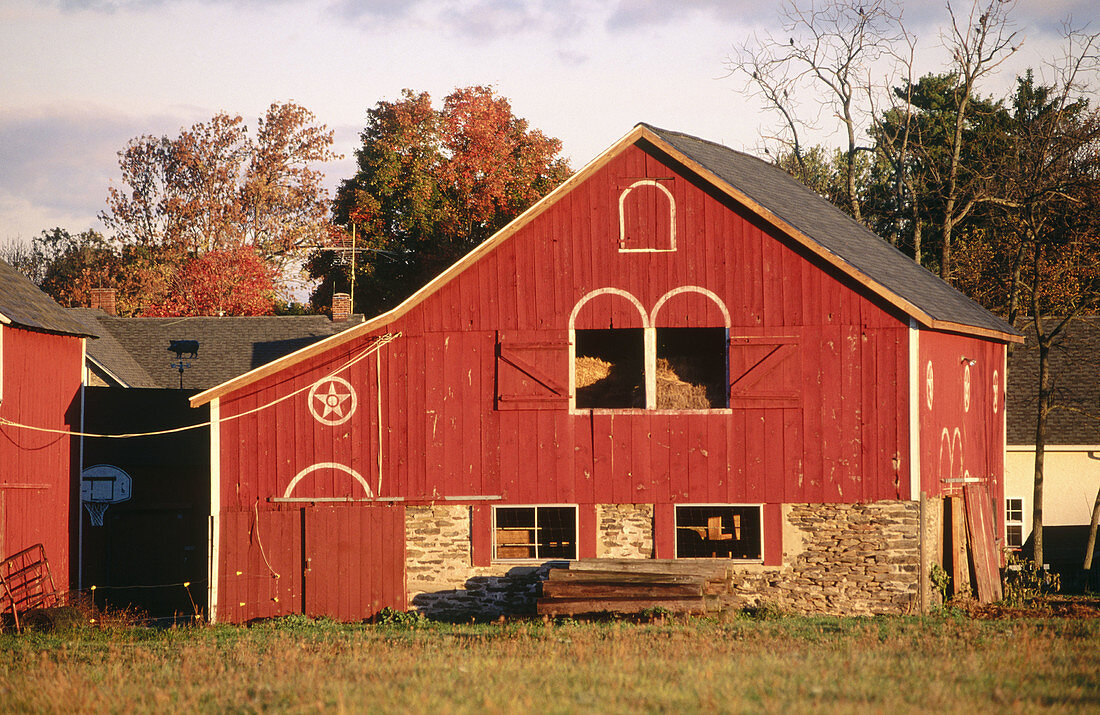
[493,506,577,560]
[675,505,762,560]
[574,328,645,409]
[656,327,728,409]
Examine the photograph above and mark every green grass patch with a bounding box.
[2,614,1099,712]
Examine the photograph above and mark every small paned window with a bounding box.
[1006,497,1024,549]
[574,329,645,408]
[656,327,728,409]
[675,505,762,560]
[494,506,577,560]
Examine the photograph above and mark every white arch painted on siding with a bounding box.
[568,287,650,330]
[618,179,676,253]
[649,285,731,328]
[283,462,375,500]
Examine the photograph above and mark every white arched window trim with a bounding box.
[568,286,732,413]
[618,179,676,253]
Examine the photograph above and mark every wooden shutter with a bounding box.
[495,331,568,410]
[728,331,801,408]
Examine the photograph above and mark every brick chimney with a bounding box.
[88,288,117,316]
[332,292,352,322]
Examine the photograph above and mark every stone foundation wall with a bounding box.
[596,504,653,558]
[726,501,921,616]
[405,505,546,620]
[404,500,921,619]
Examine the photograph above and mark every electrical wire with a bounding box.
[0,332,400,439]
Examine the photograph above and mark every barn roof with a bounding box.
[640,124,1020,340]
[0,258,93,337]
[1007,318,1100,446]
[191,123,1021,407]
[84,313,364,390]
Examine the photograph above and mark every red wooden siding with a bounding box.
[220,144,915,509]
[0,325,82,586]
[919,331,1005,528]
[217,504,405,622]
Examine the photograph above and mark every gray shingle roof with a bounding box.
[1007,318,1100,445]
[69,308,160,388]
[87,314,364,390]
[0,259,92,336]
[641,124,1020,338]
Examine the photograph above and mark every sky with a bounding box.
[1,0,1096,244]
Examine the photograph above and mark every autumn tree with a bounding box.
[101,102,340,277]
[96,102,338,316]
[994,45,1100,566]
[142,246,276,317]
[314,86,571,316]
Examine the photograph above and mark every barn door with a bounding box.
[495,330,569,410]
[302,504,406,621]
[728,332,802,408]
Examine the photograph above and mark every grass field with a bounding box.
[2,612,1099,712]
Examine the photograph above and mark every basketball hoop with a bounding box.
[80,464,133,528]
[83,501,111,527]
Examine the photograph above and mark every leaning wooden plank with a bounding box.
[964,485,1003,603]
[536,597,707,616]
[541,582,704,599]
[546,569,703,584]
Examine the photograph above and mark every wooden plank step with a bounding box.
[541,581,704,599]
[546,569,704,584]
[536,597,707,616]
[569,559,732,577]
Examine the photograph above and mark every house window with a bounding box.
[1006,497,1024,549]
[574,329,645,408]
[656,328,728,409]
[493,506,577,560]
[675,505,762,560]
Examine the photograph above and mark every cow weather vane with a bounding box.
[168,339,199,390]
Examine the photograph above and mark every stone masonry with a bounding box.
[404,501,921,619]
[596,504,654,558]
[726,501,921,616]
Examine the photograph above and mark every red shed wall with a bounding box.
[217,144,920,515]
[0,325,83,585]
[918,330,1006,528]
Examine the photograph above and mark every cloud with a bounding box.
[0,105,197,238]
[606,0,761,31]
[328,0,590,38]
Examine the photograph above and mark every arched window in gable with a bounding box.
[618,179,676,253]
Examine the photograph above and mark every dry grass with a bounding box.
[2,615,1100,712]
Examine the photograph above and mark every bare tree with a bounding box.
[727,0,906,222]
[934,0,1020,281]
[996,28,1100,566]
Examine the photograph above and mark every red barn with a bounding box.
[0,259,89,587]
[191,125,1020,621]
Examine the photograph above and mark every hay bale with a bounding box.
[575,356,612,389]
[575,355,644,408]
[656,358,716,409]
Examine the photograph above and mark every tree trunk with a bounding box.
[1032,337,1051,566]
[1083,485,1100,575]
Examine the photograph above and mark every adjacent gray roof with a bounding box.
[1007,318,1100,445]
[0,259,92,336]
[641,124,1020,338]
[69,308,159,388]
[81,313,364,390]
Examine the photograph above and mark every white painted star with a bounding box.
[315,382,352,418]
